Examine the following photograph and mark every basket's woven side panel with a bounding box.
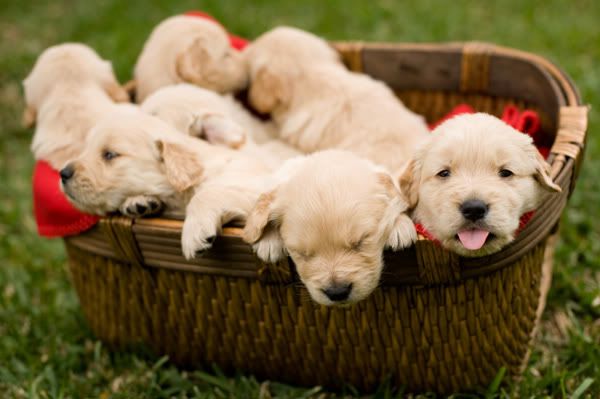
[66,240,547,394]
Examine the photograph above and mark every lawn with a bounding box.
[0,0,599,397]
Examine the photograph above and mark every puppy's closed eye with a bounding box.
[290,249,314,261]
[349,235,369,251]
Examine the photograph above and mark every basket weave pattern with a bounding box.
[67,241,548,392]
[64,42,587,394]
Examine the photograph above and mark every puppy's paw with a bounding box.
[120,195,163,218]
[181,217,219,260]
[252,228,286,263]
[386,214,417,251]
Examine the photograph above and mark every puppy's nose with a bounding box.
[460,199,489,221]
[60,165,75,182]
[322,283,353,302]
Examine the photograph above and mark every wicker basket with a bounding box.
[64,42,588,394]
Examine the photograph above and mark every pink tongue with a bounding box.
[457,229,490,250]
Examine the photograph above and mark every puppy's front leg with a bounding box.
[181,186,256,259]
[119,195,164,217]
[386,213,417,251]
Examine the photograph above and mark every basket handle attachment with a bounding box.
[550,105,589,194]
[100,215,145,268]
[333,42,364,72]
[460,42,494,93]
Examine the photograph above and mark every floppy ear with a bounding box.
[105,82,130,103]
[377,172,417,250]
[190,114,247,149]
[248,65,287,114]
[243,190,278,244]
[156,140,204,192]
[243,190,286,263]
[533,151,561,193]
[398,158,421,210]
[176,38,209,85]
[22,105,36,128]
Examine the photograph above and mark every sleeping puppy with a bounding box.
[399,113,561,257]
[141,84,301,165]
[243,150,416,306]
[244,26,430,174]
[23,43,129,170]
[140,83,277,146]
[60,107,273,258]
[134,15,247,102]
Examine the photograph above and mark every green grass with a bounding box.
[1,0,599,397]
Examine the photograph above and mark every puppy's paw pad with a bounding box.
[181,222,219,260]
[136,204,147,214]
[183,237,215,259]
[386,215,417,250]
[120,195,163,218]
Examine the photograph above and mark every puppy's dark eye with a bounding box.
[437,169,451,178]
[499,169,514,178]
[102,150,119,161]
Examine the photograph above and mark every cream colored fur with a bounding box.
[61,107,274,258]
[140,84,301,166]
[243,150,416,306]
[23,43,129,170]
[134,15,247,102]
[244,26,430,174]
[399,113,561,257]
[141,84,263,145]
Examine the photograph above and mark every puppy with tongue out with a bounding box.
[399,113,562,257]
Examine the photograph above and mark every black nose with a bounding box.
[322,283,353,302]
[60,165,75,182]
[460,199,489,221]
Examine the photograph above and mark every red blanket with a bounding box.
[31,13,549,238]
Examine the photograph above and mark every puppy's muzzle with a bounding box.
[60,164,75,183]
[322,282,353,302]
[460,199,489,222]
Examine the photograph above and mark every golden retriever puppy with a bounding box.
[244,26,430,174]
[399,113,561,257]
[23,43,129,170]
[140,83,276,147]
[60,107,273,257]
[243,150,416,306]
[140,84,301,165]
[134,15,247,102]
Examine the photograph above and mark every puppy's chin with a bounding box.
[440,232,514,257]
[303,275,381,307]
[61,181,112,215]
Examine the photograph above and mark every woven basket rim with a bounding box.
[66,40,588,286]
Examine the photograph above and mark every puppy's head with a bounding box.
[61,108,203,215]
[244,150,416,306]
[400,113,561,257]
[22,43,128,127]
[244,26,341,114]
[175,19,247,94]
